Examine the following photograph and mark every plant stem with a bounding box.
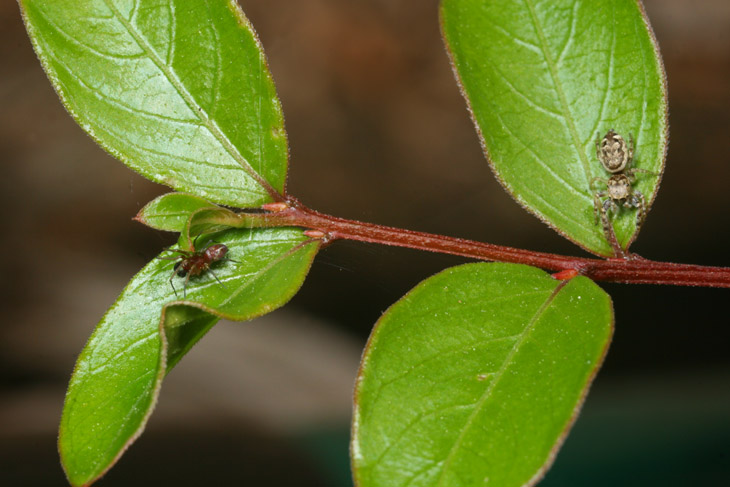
[257,200,730,288]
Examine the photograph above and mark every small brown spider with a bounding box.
[159,243,230,298]
[591,130,655,230]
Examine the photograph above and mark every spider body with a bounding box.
[162,243,229,298]
[591,130,655,230]
[596,129,632,173]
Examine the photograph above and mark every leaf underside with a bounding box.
[353,263,614,487]
[441,0,668,256]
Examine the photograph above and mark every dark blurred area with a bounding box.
[1,0,728,485]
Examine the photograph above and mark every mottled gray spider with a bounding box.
[591,130,655,232]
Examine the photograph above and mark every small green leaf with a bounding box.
[352,263,613,487]
[59,228,319,486]
[441,0,667,255]
[135,193,217,232]
[136,193,287,247]
[20,0,288,207]
[180,206,250,249]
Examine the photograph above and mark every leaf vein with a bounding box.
[556,0,580,65]
[166,0,175,66]
[587,3,616,163]
[101,0,276,197]
[36,8,145,61]
[524,0,594,188]
[481,16,540,54]
[492,65,562,118]
[209,4,223,118]
[44,49,200,125]
[434,280,569,486]
[494,109,587,200]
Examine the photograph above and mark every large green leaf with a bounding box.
[59,228,319,486]
[441,0,667,256]
[352,263,613,487]
[20,0,287,207]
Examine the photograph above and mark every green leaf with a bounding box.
[135,193,217,232]
[180,206,250,249]
[59,228,319,486]
[136,193,288,248]
[441,0,667,256]
[20,0,287,207]
[352,263,613,487]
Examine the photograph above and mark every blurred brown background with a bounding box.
[1,0,729,485]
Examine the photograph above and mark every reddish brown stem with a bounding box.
[255,201,730,288]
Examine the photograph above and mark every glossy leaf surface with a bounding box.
[59,228,319,486]
[136,193,282,249]
[353,263,613,487]
[441,0,667,255]
[135,193,217,232]
[180,207,250,249]
[21,0,288,207]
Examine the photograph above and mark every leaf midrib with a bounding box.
[217,239,314,309]
[524,0,593,191]
[101,0,278,199]
[435,280,568,486]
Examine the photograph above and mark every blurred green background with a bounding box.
[1,0,728,485]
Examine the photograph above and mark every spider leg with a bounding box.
[207,268,228,290]
[597,201,610,230]
[182,272,193,299]
[191,233,205,250]
[603,197,618,218]
[632,191,647,225]
[590,176,609,190]
[593,192,607,224]
[162,248,193,257]
[599,204,624,256]
[169,268,180,298]
[628,133,635,163]
[595,133,601,161]
[625,168,658,180]
[592,193,625,256]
